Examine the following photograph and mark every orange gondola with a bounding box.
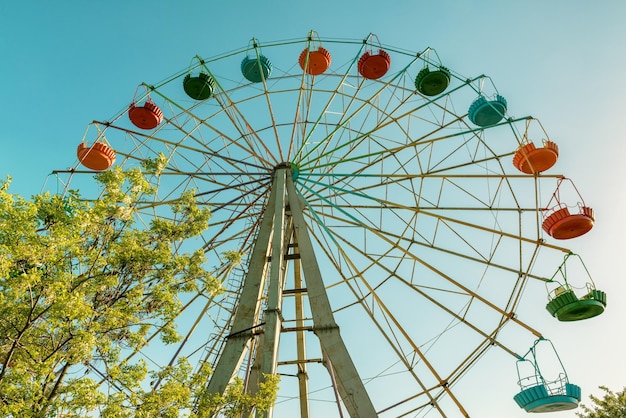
[77,142,116,171]
[513,140,559,174]
[299,46,331,76]
[298,31,331,76]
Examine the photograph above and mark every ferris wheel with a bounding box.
[55,32,604,417]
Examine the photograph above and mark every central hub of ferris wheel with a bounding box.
[205,167,376,417]
[274,162,300,180]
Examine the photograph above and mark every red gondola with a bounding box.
[542,178,594,239]
[128,86,163,130]
[357,36,391,80]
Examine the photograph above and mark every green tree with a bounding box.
[577,386,626,418]
[0,167,278,417]
[197,375,281,418]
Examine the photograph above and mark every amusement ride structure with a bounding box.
[54,32,605,417]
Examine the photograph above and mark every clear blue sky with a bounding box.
[1,1,625,417]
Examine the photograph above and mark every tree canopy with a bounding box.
[0,167,277,417]
[577,386,626,418]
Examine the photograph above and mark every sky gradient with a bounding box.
[1,1,625,417]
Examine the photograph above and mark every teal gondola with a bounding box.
[514,339,581,413]
[241,54,272,83]
[468,94,507,127]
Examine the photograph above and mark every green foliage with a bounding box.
[577,386,626,418]
[0,168,279,417]
[197,374,280,418]
[222,250,244,267]
[140,152,168,176]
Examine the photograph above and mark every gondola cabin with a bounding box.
[299,47,332,75]
[128,98,163,130]
[358,49,391,80]
[241,55,272,83]
[77,142,116,171]
[514,339,581,413]
[546,253,606,321]
[183,72,215,100]
[415,67,451,96]
[468,94,507,127]
[513,140,559,174]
